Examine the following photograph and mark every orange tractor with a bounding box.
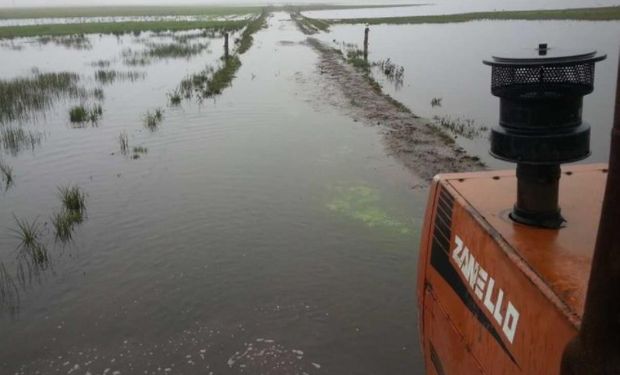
[417,45,619,374]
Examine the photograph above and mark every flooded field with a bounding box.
[303,0,620,18]
[316,20,620,167]
[0,4,619,375]
[0,12,426,375]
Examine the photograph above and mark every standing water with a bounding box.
[0,12,427,374]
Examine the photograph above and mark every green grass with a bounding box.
[69,104,102,124]
[58,185,87,212]
[328,6,620,25]
[0,19,249,39]
[144,108,164,130]
[133,146,148,154]
[0,159,13,190]
[432,115,489,140]
[0,72,84,124]
[0,5,262,19]
[11,216,48,265]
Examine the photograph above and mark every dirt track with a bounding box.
[307,37,485,181]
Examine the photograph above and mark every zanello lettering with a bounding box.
[451,235,520,344]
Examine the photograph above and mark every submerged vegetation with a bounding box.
[52,185,87,242]
[327,185,411,235]
[291,11,329,35]
[58,185,87,212]
[119,131,129,155]
[144,108,164,130]
[37,34,91,50]
[69,104,103,125]
[0,126,43,156]
[431,97,443,108]
[179,56,241,100]
[326,5,620,25]
[0,72,84,124]
[11,216,48,266]
[122,42,209,66]
[432,116,489,140]
[95,69,145,84]
[0,159,13,190]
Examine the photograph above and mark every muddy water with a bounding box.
[0,13,427,375]
[317,20,620,168]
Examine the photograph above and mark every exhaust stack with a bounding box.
[484,44,606,228]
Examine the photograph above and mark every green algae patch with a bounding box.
[326,186,411,235]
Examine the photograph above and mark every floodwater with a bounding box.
[316,20,620,167]
[1,8,619,375]
[0,12,426,375]
[304,0,620,19]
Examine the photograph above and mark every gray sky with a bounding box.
[1,0,618,9]
[0,0,403,7]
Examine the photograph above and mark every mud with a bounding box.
[307,37,485,181]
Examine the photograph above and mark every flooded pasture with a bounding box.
[0,12,426,375]
[0,5,619,375]
[316,20,620,167]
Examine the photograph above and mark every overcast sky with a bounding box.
[1,0,618,8]
[0,0,409,7]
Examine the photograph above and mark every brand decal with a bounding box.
[451,235,520,344]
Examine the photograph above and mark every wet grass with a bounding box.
[11,216,48,266]
[95,70,145,84]
[90,59,111,68]
[0,19,249,39]
[168,90,182,105]
[377,58,404,86]
[69,104,103,124]
[144,108,164,130]
[0,126,43,156]
[93,88,105,100]
[146,42,209,58]
[51,210,82,242]
[58,185,87,212]
[119,131,129,155]
[0,5,262,19]
[37,34,91,49]
[237,12,268,54]
[327,6,620,25]
[346,49,370,71]
[122,42,209,66]
[432,115,489,139]
[291,11,329,35]
[179,56,241,100]
[0,72,84,124]
[0,159,13,190]
[431,97,442,107]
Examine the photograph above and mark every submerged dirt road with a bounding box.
[306,37,485,181]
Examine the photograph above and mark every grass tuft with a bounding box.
[58,185,87,212]
[11,215,47,265]
[144,108,164,130]
[51,210,83,242]
[69,104,102,124]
